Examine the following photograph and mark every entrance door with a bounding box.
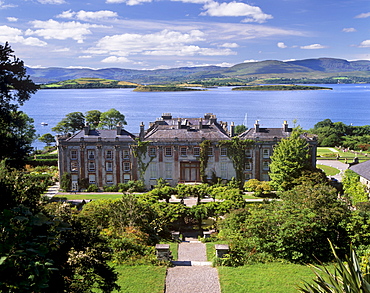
[180,161,200,182]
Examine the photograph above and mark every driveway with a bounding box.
[317,159,349,181]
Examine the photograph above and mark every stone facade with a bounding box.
[56,113,317,190]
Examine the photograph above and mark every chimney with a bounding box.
[230,122,235,137]
[139,122,145,139]
[178,118,181,129]
[199,118,203,129]
[254,120,260,132]
[283,120,289,132]
[84,123,90,135]
[116,122,122,135]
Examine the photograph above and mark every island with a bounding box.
[231,85,333,91]
[133,85,205,92]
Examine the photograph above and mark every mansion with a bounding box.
[56,113,317,190]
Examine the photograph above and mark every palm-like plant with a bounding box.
[299,241,370,293]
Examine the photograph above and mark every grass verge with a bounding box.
[112,265,167,293]
[317,164,340,176]
[218,262,327,293]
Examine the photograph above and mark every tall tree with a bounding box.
[85,110,102,129]
[269,129,311,191]
[98,108,127,129]
[0,42,38,166]
[52,112,85,134]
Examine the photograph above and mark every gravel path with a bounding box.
[166,266,221,293]
[165,240,221,293]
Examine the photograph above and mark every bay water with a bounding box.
[20,84,370,150]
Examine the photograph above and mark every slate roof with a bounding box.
[239,127,291,141]
[349,160,370,181]
[143,114,230,142]
[64,128,136,143]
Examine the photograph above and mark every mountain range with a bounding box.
[27,58,370,85]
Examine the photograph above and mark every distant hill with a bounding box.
[28,58,370,85]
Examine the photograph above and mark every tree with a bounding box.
[98,108,127,129]
[0,42,38,166]
[85,110,102,129]
[234,124,247,136]
[38,133,56,147]
[52,112,85,134]
[269,129,311,191]
[342,169,368,206]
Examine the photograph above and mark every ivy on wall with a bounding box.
[218,137,255,186]
[199,140,212,183]
[131,138,154,181]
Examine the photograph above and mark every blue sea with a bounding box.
[20,84,370,150]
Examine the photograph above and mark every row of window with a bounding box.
[86,173,131,184]
[71,149,130,160]
[70,161,131,172]
[70,148,271,159]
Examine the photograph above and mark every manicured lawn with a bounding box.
[317,147,370,162]
[317,164,340,176]
[112,265,167,293]
[52,193,124,201]
[218,263,326,293]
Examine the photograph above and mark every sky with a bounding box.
[0,0,369,70]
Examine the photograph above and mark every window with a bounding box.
[88,150,95,160]
[245,173,252,181]
[106,161,113,171]
[165,147,172,157]
[220,162,228,179]
[208,147,213,156]
[88,161,95,171]
[165,163,172,179]
[193,147,200,156]
[180,147,187,156]
[70,161,78,172]
[262,173,270,181]
[106,150,113,159]
[149,163,157,179]
[71,150,77,159]
[71,174,78,181]
[245,162,252,171]
[106,174,113,184]
[123,162,130,172]
[245,149,252,158]
[149,147,156,157]
[123,174,130,183]
[263,149,270,159]
[123,149,130,159]
[220,148,227,156]
[89,174,96,184]
[262,161,269,171]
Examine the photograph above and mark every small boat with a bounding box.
[41,122,48,126]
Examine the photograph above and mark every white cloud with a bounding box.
[101,56,131,63]
[359,40,370,47]
[78,55,93,58]
[355,12,370,18]
[7,17,18,22]
[87,29,237,58]
[0,1,18,8]
[38,0,66,4]
[57,10,118,21]
[106,0,152,5]
[300,43,327,49]
[277,42,287,48]
[26,19,107,43]
[243,59,259,63]
[0,25,47,46]
[200,1,273,23]
[342,28,356,33]
[220,42,239,48]
[53,47,70,52]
